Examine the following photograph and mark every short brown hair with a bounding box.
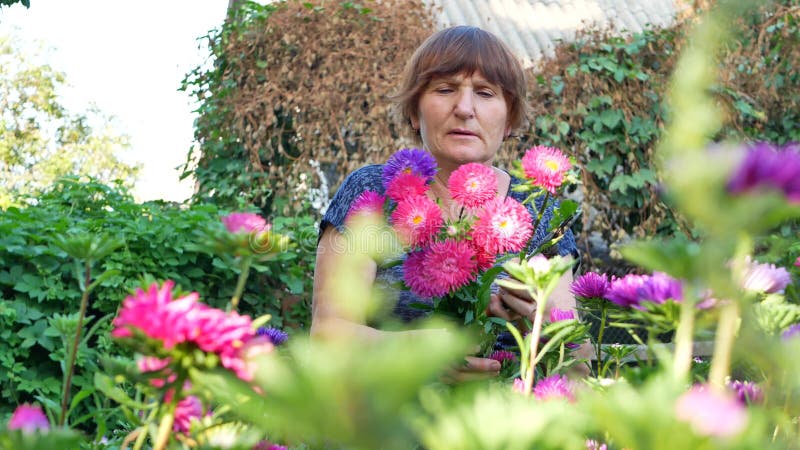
[392,26,528,134]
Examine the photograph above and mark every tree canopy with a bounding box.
[0,34,139,207]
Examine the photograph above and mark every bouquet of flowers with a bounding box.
[346,146,580,335]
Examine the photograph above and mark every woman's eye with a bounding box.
[477,90,495,98]
[435,87,453,94]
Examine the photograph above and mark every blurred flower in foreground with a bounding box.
[253,441,288,450]
[675,384,747,437]
[605,274,648,308]
[489,350,517,363]
[347,191,386,220]
[257,327,289,346]
[585,439,608,450]
[782,323,800,340]
[549,307,576,322]
[726,142,800,203]
[605,272,683,309]
[170,393,203,434]
[8,404,49,434]
[222,212,268,234]
[741,257,792,294]
[571,272,610,300]
[532,374,576,402]
[727,380,764,406]
[795,256,800,267]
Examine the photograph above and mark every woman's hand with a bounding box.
[444,356,501,382]
[487,286,536,324]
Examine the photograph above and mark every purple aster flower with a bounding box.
[742,257,792,294]
[675,384,748,438]
[605,274,648,308]
[256,327,289,346]
[782,323,800,340]
[8,404,49,434]
[727,380,764,406]
[637,272,684,304]
[533,374,575,402]
[726,142,800,203]
[489,350,518,363]
[549,307,576,322]
[571,272,610,300]
[382,148,437,188]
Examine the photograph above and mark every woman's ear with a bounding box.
[410,115,420,131]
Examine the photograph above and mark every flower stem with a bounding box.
[153,399,178,450]
[229,255,253,311]
[59,261,92,427]
[673,298,696,383]
[708,301,740,389]
[530,192,551,239]
[524,297,546,395]
[596,305,607,377]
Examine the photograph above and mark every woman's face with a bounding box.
[411,71,509,173]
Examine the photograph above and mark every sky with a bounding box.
[0,0,230,202]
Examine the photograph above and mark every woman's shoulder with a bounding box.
[338,164,385,194]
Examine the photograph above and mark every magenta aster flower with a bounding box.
[742,257,792,293]
[403,240,478,298]
[221,212,268,233]
[470,242,496,271]
[8,404,49,433]
[489,350,518,363]
[166,393,203,434]
[382,148,438,187]
[471,197,533,255]
[111,280,198,344]
[675,384,747,438]
[533,374,575,402]
[549,308,576,322]
[512,377,526,394]
[347,191,386,220]
[727,380,764,406]
[726,142,800,203]
[637,272,683,304]
[795,256,800,267]
[257,327,289,346]
[448,162,498,209]
[385,172,429,202]
[571,272,611,300]
[585,440,608,450]
[391,195,443,247]
[605,274,647,308]
[521,145,572,194]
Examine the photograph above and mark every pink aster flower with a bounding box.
[521,145,572,194]
[8,404,49,434]
[727,380,764,406]
[795,256,800,267]
[726,142,800,203]
[675,384,748,438]
[391,195,443,247]
[221,212,268,234]
[471,197,533,255]
[549,308,576,322]
[489,350,518,363]
[605,274,648,308]
[385,172,429,202]
[162,389,204,434]
[137,356,175,388]
[448,162,498,209]
[470,242,496,271]
[403,240,478,298]
[512,377,526,394]
[533,374,575,402]
[742,257,792,294]
[347,191,386,220]
[111,280,199,343]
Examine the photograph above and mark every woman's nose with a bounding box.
[453,90,475,119]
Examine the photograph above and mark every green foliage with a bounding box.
[0,0,29,7]
[0,177,314,422]
[0,34,139,208]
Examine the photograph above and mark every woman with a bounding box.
[312,26,582,377]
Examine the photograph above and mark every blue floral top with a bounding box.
[319,164,579,322]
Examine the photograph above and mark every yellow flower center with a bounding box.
[545,159,560,171]
[412,215,423,225]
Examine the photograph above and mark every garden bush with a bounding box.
[0,177,315,423]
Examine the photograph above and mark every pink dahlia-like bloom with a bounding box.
[385,172,429,202]
[8,404,49,433]
[549,307,576,322]
[111,280,199,344]
[471,198,533,255]
[742,257,792,294]
[403,240,477,298]
[221,212,268,233]
[489,350,518,363]
[675,384,748,438]
[448,162,498,209]
[346,191,386,220]
[571,272,611,300]
[521,145,572,194]
[533,374,575,402]
[391,195,443,247]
